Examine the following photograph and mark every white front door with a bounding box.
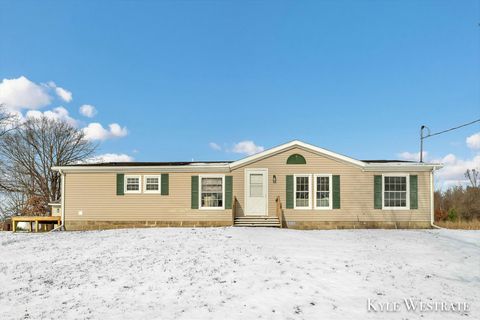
[245,169,268,216]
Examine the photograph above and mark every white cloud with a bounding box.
[433,153,480,189]
[209,142,221,151]
[231,140,264,156]
[466,132,480,150]
[55,87,72,103]
[26,106,78,127]
[109,123,128,137]
[86,153,134,163]
[79,104,97,118]
[0,76,51,110]
[83,122,128,141]
[47,81,73,103]
[397,151,427,162]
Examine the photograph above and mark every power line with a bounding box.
[422,118,480,139]
[419,118,480,162]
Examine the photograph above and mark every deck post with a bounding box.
[35,221,39,232]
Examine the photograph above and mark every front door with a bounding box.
[245,169,268,216]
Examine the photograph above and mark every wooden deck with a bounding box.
[11,216,61,232]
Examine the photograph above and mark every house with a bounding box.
[51,140,442,230]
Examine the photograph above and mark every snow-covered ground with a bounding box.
[0,228,478,320]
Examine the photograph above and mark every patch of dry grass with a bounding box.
[435,219,480,230]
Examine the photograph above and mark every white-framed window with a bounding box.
[199,174,225,210]
[144,175,161,194]
[382,173,409,210]
[294,174,311,209]
[124,175,141,194]
[249,173,264,197]
[314,174,332,210]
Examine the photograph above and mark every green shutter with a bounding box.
[225,176,233,209]
[374,175,382,209]
[332,175,340,209]
[410,175,418,209]
[286,175,294,209]
[161,174,169,195]
[191,176,199,209]
[116,174,124,196]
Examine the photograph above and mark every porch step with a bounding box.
[234,216,281,228]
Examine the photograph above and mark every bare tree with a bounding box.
[465,169,479,188]
[0,104,19,138]
[0,104,20,219]
[0,116,96,216]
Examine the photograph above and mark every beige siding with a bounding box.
[64,172,232,222]
[231,147,431,222]
[50,205,61,217]
[64,146,431,224]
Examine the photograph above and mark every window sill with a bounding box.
[314,207,333,210]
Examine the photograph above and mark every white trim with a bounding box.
[124,175,142,194]
[313,174,333,210]
[52,163,231,173]
[143,175,161,194]
[51,140,444,173]
[244,168,269,216]
[199,174,225,210]
[382,173,410,210]
[293,174,312,210]
[430,169,434,225]
[48,203,61,207]
[60,170,65,230]
[363,163,442,172]
[230,140,366,169]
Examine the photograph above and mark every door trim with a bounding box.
[244,168,268,216]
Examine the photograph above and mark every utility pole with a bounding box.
[419,119,480,163]
[419,125,429,163]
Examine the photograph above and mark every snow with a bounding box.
[0,228,478,319]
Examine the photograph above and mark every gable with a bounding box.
[230,146,364,172]
[230,140,365,170]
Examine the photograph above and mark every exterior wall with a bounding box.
[63,146,432,230]
[64,171,233,230]
[65,220,230,231]
[50,205,61,217]
[231,146,432,223]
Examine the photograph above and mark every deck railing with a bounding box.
[275,196,284,228]
[232,196,238,225]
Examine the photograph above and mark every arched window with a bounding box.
[286,154,306,164]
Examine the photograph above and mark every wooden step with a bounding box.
[234,216,281,227]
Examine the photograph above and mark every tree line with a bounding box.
[0,105,96,219]
[434,169,480,222]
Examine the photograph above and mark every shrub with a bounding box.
[447,208,458,222]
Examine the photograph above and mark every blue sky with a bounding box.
[0,0,479,187]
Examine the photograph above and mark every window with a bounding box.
[383,174,409,209]
[314,174,332,209]
[125,175,141,194]
[200,175,224,209]
[249,174,263,197]
[294,174,311,209]
[144,175,161,193]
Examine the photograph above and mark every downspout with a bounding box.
[430,168,442,229]
[51,169,66,231]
